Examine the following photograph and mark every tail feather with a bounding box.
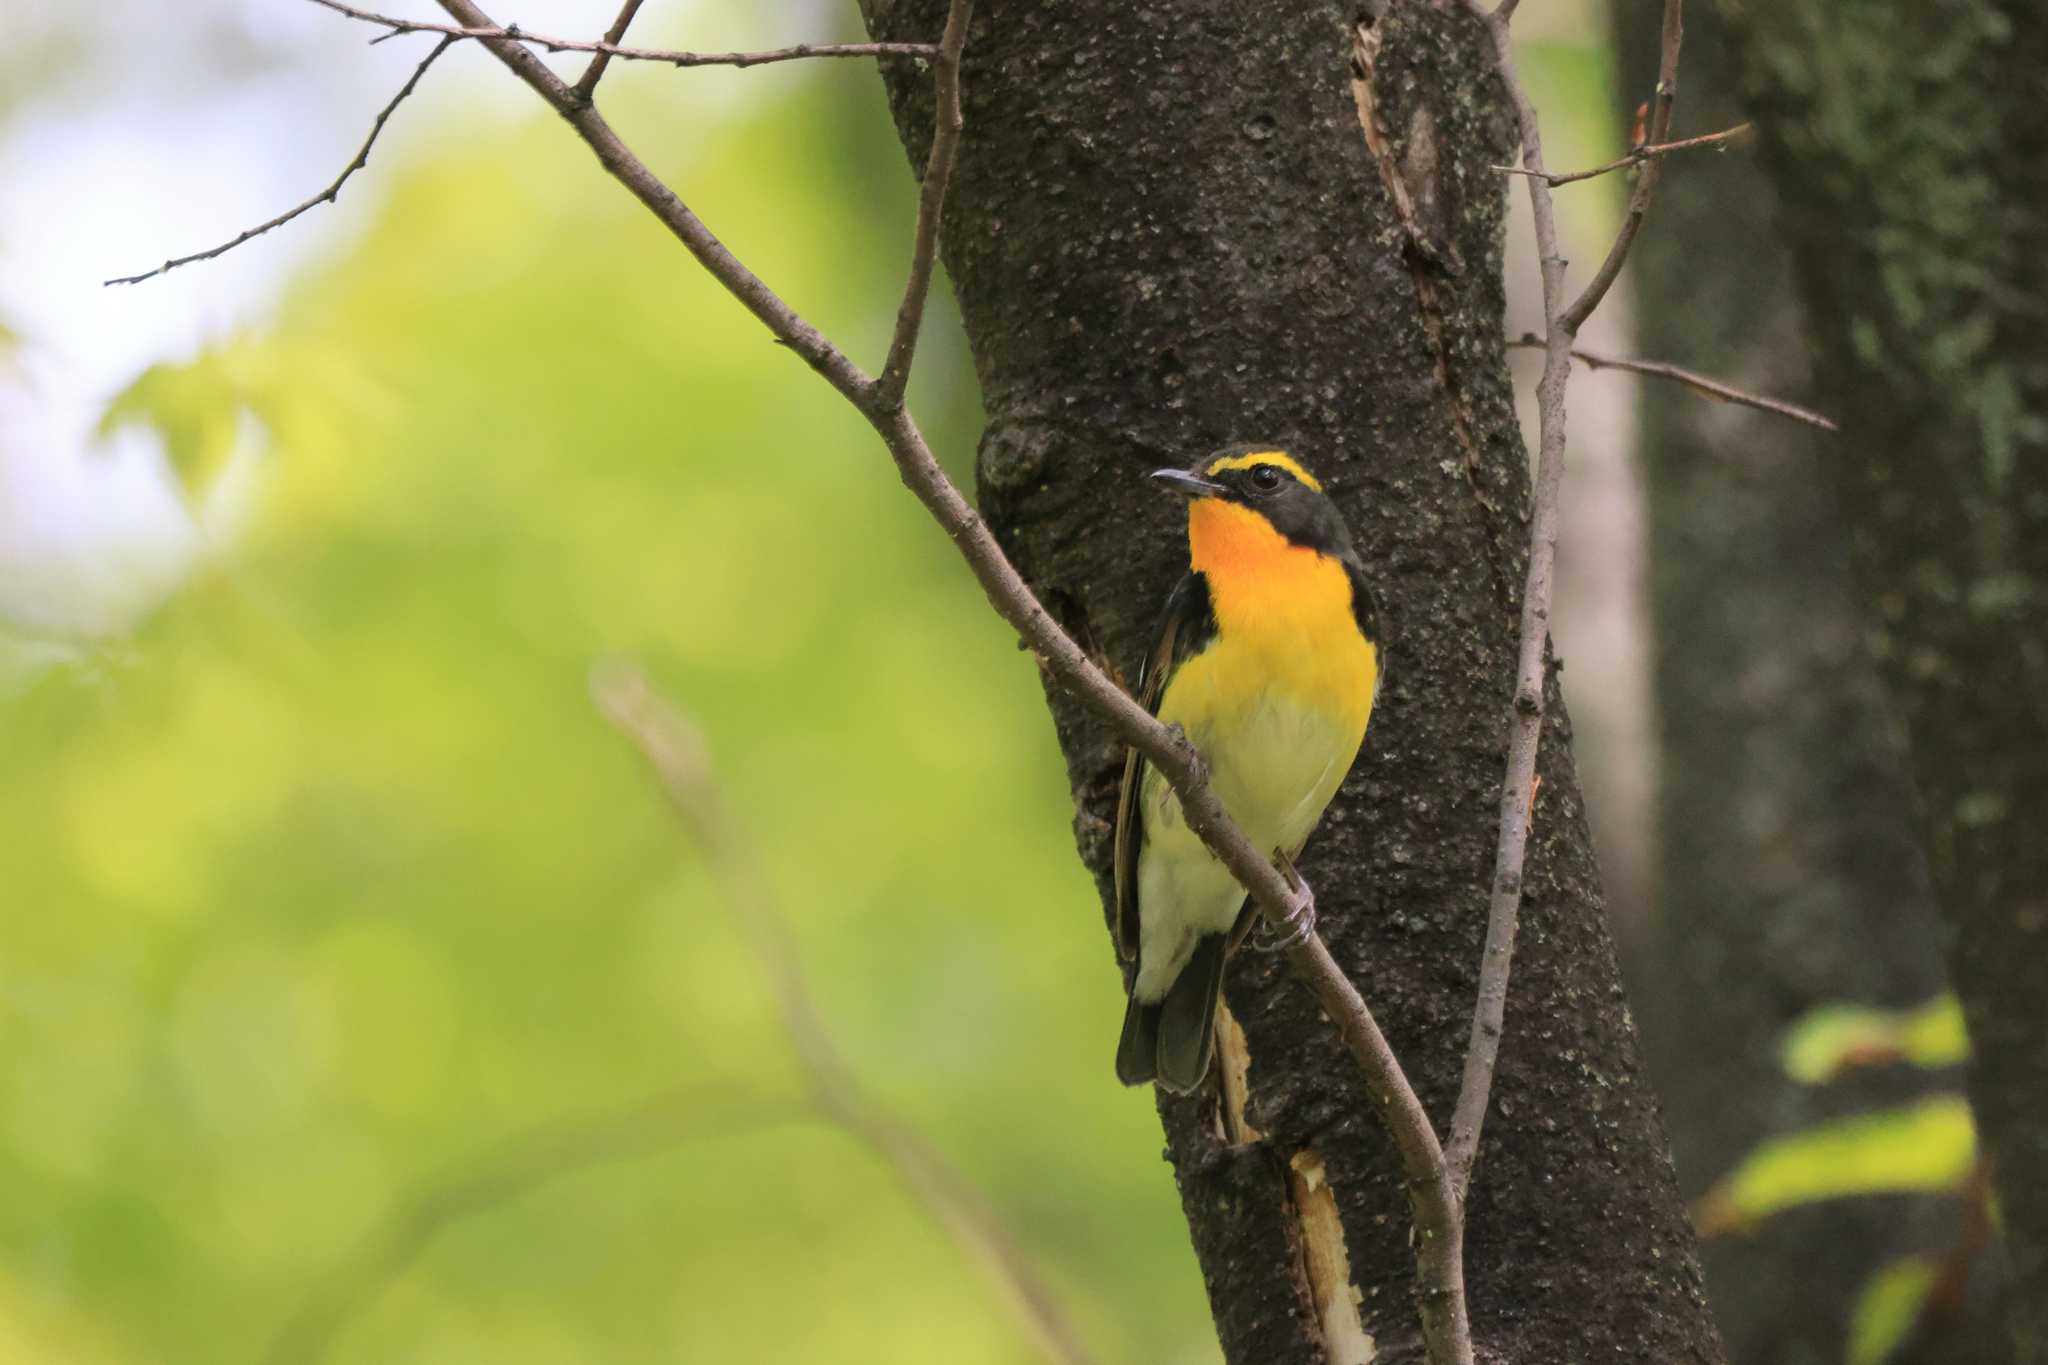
[1115,997,1161,1087]
[1155,934,1228,1094]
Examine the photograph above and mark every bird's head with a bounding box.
[1151,445,1355,569]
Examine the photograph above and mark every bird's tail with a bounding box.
[1115,934,1228,1093]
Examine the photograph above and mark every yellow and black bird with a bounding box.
[1114,445,1381,1092]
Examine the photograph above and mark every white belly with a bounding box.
[1132,691,1357,1000]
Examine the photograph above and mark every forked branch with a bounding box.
[423,0,1471,1354]
[1508,335,1838,433]
[1447,0,1685,1202]
[310,0,939,69]
[104,33,456,286]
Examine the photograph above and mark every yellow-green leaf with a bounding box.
[1848,1255,1941,1365]
[1700,1096,1975,1234]
[1781,995,1969,1083]
[97,336,279,498]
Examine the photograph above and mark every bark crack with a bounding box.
[1216,1004,1376,1364]
[1349,19,1516,619]
[1349,20,1483,497]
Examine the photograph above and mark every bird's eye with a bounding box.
[1250,465,1284,493]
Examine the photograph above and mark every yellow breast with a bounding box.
[1152,498,1377,850]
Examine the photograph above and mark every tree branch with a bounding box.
[1559,0,1683,332]
[431,0,1471,1351]
[1447,0,1685,1203]
[873,0,970,406]
[1508,334,1839,433]
[103,33,456,287]
[1496,121,1749,187]
[310,0,939,70]
[569,0,645,102]
[591,663,1096,1365]
[162,1,1477,1355]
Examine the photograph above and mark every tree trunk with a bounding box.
[860,4,1724,1360]
[1616,6,2012,1363]
[1729,3,2048,1359]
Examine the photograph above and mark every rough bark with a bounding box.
[860,4,1724,1360]
[1618,7,2011,1361]
[1728,2,2048,1358]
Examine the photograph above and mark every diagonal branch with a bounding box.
[1447,0,1685,1203]
[191,0,1475,1355]
[104,33,456,287]
[873,0,971,406]
[310,0,939,70]
[570,0,646,102]
[1559,0,1684,332]
[591,663,1096,1365]
[1509,335,1838,433]
[429,0,1471,1353]
[1497,121,1748,187]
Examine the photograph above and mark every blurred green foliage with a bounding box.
[1704,1095,1975,1230]
[1849,1256,1943,1365]
[1697,997,1982,1364]
[0,65,1216,1365]
[1779,995,1968,1084]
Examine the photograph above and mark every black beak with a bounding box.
[1150,468,1226,498]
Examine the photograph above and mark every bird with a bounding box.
[1113,444,1382,1093]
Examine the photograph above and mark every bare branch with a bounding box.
[1559,0,1684,332]
[874,0,971,407]
[591,663,1097,1365]
[413,0,1449,1230]
[103,33,455,287]
[1509,334,1839,433]
[1447,0,1685,1204]
[1496,121,1749,187]
[263,1087,814,1365]
[197,0,1473,1354]
[570,0,645,102]
[310,0,939,70]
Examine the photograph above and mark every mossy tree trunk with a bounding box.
[861,3,1724,1361]
[1729,3,2048,1358]
[1618,6,2009,1359]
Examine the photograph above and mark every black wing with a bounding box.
[1345,555,1385,707]
[1344,554,1381,646]
[1114,571,1217,960]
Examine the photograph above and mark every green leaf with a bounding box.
[1899,996,1969,1067]
[97,336,278,499]
[1848,1255,1941,1365]
[1781,995,1969,1083]
[1698,1095,1976,1234]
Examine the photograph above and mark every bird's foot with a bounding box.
[1253,854,1317,952]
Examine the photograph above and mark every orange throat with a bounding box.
[1187,498,1339,619]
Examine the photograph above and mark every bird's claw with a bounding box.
[1254,873,1316,952]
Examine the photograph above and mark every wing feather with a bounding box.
[1114,572,1216,959]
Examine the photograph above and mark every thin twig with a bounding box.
[1559,0,1683,332]
[311,0,939,69]
[204,0,1469,1355]
[1446,0,1684,1205]
[263,1087,815,1364]
[591,663,1097,1365]
[430,0,1471,1354]
[873,0,970,406]
[1508,334,1838,432]
[1496,121,1749,186]
[103,33,455,287]
[570,0,646,101]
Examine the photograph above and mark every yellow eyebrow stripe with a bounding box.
[1203,450,1323,493]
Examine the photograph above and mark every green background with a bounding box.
[0,11,1629,1363]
